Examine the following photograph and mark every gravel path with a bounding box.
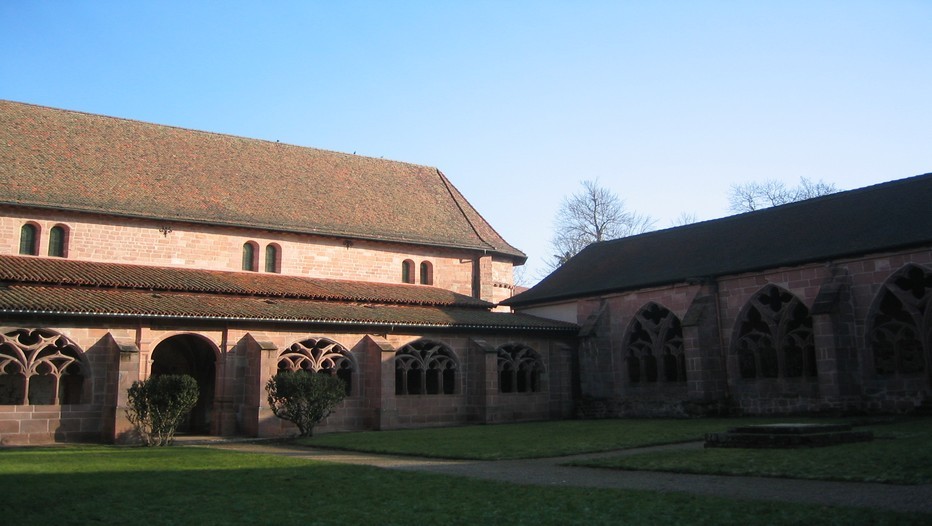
[198,440,932,514]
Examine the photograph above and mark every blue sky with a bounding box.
[2,1,930,283]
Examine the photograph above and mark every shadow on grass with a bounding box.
[1,447,929,525]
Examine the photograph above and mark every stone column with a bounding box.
[111,337,141,444]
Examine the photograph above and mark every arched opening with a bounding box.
[732,285,816,380]
[265,243,281,273]
[19,223,39,256]
[401,259,415,284]
[623,302,686,384]
[868,264,931,380]
[419,261,433,285]
[242,242,258,271]
[151,334,217,434]
[49,224,69,258]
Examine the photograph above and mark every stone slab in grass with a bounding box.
[705,423,874,449]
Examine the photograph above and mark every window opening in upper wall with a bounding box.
[402,259,415,284]
[242,242,258,271]
[265,244,280,273]
[48,225,68,258]
[420,261,433,285]
[19,223,39,256]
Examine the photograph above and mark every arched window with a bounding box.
[733,285,816,380]
[419,261,433,285]
[395,340,457,395]
[869,264,931,376]
[265,244,280,273]
[242,242,258,271]
[277,337,354,395]
[401,259,415,284]
[0,328,90,405]
[48,225,68,258]
[497,343,545,393]
[624,303,686,384]
[19,223,39,256]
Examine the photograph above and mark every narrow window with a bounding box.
[48,225,68,258]
[242,242,258,271]
[265,244,280,273]
[419,261,433,285]
[19,224,38,255]
[402,259,415,284]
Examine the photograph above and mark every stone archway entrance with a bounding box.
[151,334,217,434]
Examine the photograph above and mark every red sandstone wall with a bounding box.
[0,323,576,444]
[566,247,932,417]
[0,207,515,299]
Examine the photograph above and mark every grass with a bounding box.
[300,417,836,460]
[1,445,928,525]
[571,417,932,485]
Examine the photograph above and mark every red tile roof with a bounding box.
[0,100,525,261]
[0,255,488,307]
[0,256,576,332]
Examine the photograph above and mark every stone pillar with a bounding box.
[112,337,141,444]
[468,338,499,424]
[811,268,860,408]
[363,335,398,430]
[239,336,279,437]
[682,284,729,406]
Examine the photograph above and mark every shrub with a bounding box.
[126,374,199,446]
[266,371,347,437]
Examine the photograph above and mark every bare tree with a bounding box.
[548,179,654,270]
[670,211,698,227]
[728,177,840,213]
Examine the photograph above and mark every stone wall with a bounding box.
[0,206,515,300]
[570,247,932,418]
[0,320,576,445]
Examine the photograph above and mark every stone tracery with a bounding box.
[734,286,816,379]
[0,328,88,405]
[497,343,544,393]
[624,303,686,384]
[395,339,457,395]
[870,264,931,376]
[277,337,355,395]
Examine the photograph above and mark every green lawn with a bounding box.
[571,418,932,484]
[300,417,839,460]
[1,445,928,525]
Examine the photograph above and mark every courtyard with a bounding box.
[3,417,930,525]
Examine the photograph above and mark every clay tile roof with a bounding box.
[0,254,488,307]
[505,172,932,307]
[0,100,525,261]
[0,256,576,332]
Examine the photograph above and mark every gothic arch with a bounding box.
[732,285,816,380]
[0,328,90,405]
[623,302,686,384]
[395,339,457,395]
[497,343,545,393]
[277,337,355,395]
[867,264,932,377]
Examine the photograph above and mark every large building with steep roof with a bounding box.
[0,100,578,445]
[506,173,932,418]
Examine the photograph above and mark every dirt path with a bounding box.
[198,440,932,514]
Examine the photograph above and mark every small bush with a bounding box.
[126,374,199,446]
[266,371,347,437]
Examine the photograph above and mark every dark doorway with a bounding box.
[151,334,217,434]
